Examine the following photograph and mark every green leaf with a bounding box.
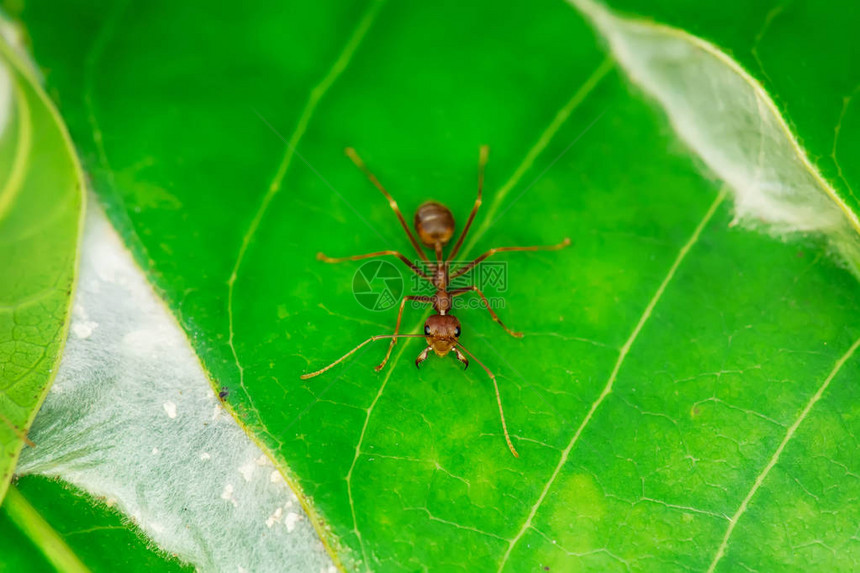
[0,32,82,502]
[0,485,86,573]
[0,476,192,572]
[10,0,860,571]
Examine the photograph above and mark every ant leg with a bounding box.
[455,342,519,458]
[449,238,571,281]
[300,333,425,379]
[446,145,488,262]
[376,295,433,372]
[450,286,523,338]
[317,250,432,283]
[345,148,429,262]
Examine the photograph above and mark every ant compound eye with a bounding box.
[455,326,461,337]
[424,325,431,335]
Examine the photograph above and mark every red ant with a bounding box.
[301,146,570,457]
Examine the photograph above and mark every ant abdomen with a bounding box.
[414,201,455,247]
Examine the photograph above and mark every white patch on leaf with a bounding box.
[284,511,302,533]
[221,483,238,508]
[266,506,283,528]
[238,461,255,482]
[17,202,334,572]
[72,320,98,339]
[570,0,860,274]
[163,401,177,419]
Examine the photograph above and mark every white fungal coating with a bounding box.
[570,0,860,274]
[17,202,334,572]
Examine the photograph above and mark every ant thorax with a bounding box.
[432,290,453,315]
[431,265,448,289]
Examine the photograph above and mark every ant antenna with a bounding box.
[300,334,425,379]
[455,342,519,458]
[345,148,429,262]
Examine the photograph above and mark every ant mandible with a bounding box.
[301,146,570,457]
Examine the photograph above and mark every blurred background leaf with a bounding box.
[0,34,81,503]
[3,0,860,571]
[0,476,191,572]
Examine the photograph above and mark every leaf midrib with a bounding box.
[2,486,90,573]
[226,0,389,427]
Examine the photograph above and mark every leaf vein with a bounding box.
[225,0,386,415]
[706,333,860,572]
[345,315,426,571]
[497,189,727,572]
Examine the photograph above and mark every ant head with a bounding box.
[423,314,461,357]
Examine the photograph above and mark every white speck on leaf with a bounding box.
[73,320,98,339]
[285,512,301,533]
[221,483,237,507]
[266,506,283,528]
[238,462,254,482]
[163,401,177,419]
